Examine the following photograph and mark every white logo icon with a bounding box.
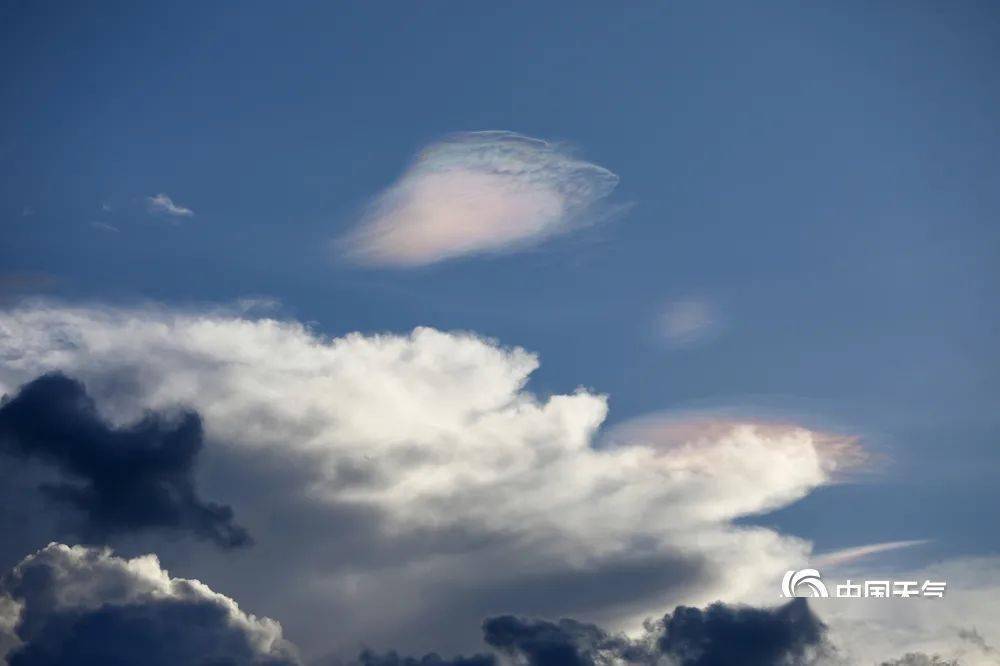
[782,569,829,598]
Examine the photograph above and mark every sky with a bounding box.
[1,2,999,665]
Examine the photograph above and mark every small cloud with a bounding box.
[100,201,112,212]
[147,193,194,218]
[657,298,722,348]
[339,131,619,267]
[90,221,119,233]
[21,206,34,217]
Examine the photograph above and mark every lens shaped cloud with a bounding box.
[340,131,619,267]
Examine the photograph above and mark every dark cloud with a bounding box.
[370,598,831,666]
[657,597,830,666]
[357,650,495,666]
[7,599,295,666]
[0,543,298,665]
[0,373,250,548]
[483,615,632,666]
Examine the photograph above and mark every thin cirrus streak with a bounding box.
[811,539,931,568]
[338,131,619,267]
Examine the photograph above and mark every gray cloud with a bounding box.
[0,373,250,549]
[362,598,833,666]
[0,543,298,665]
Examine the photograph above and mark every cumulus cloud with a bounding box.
[340,131,619,267]
[0,372,250,548]
[0,543,298,665]
[0,302,865,658]
[147,193,194,218]
[1,302,997,663]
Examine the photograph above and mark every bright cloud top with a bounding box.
[341,131,619,267]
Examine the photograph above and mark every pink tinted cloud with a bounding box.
[340,131,618,267]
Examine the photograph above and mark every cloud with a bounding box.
[811,540,930,568]
[358,651,495,666]
[89,221,119,233]
[655,598,832,666]
[656,299,722,348]
[0,372,250,548]
[0,303,996,663]
[880,654,959,665]
[0,302,864,657]
[373,598,832,666]
[147,193,194,218]
[818,555,1000,665]
[340,131,619,267]
[0,543,298,665]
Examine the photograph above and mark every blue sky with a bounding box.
[2,2,999,662]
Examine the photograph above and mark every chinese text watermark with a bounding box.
[781,569,946,599]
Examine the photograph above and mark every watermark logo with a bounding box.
[781,569,946,599]
[782,569,829,598]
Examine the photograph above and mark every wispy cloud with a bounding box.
[90,221,119,233]
[339,131,619,267]
[147,193,194,218]
[812,539,930,568]
[657,298,722,348]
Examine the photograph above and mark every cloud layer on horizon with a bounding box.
[339,131,619,267]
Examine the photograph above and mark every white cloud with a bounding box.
[147,193,194,218]
[0,302,862,657]
[812,539,930,568]
[339,131,619,267]
[819,556,1000,665]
